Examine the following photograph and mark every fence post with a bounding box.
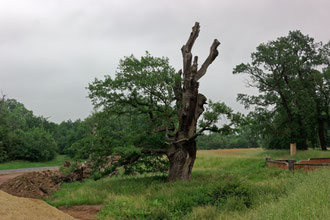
[287,160,296,171]
[290,143,296,156]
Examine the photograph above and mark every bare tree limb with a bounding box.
[141,148,169,155]
[195,39,220,81]
[184,22,200,53]
[182,22,200,77]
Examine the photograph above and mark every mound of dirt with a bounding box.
[0,190,76,220]
[0,162,93,199]
[0,170,62,199]
[0,173,24,185]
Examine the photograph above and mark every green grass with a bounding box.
[0,154,70,170]
[46,149,330,219]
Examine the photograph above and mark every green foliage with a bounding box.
[68,134,95,159]
[70,111,170,178]
[59,162,79,176]
[234,30,330,150]
[88,52,178,116]
[86,52,241,179]
[86,53,178,178]
[122,154,169,175]
[8,128,57,161]
[0,141,8,163]
[197,130,259,150]
[197,118,260,149]
[0,97,60,162]
[199,101,244,134]
[55,119,89,155]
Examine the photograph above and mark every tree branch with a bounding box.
[184,22,200,53]
[141,148,169,155]
[195,39,220,80]
[182,22,200,78]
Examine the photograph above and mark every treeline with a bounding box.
[197,124,259,150]
[0,96,90,162]
[0,95,260,163]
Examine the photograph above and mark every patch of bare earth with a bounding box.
[58,205,103,220]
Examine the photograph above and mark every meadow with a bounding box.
[47,149,330,219]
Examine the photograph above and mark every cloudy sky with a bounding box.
[0,0,329,123]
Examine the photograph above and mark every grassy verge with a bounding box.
[0,154,70,170]
[46,149,330,219]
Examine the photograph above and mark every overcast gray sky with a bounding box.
[1,0,329,123]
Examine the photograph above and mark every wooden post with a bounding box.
[290,143,296,156]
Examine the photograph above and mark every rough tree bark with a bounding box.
[167,22,220,181]
[318,118,327,151]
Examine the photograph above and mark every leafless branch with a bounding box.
[195,39,220,80]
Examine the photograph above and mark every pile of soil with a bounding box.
[0,170,62,199]
[0,162,92,199]
[0,190,75,220]
[0,173,24,185]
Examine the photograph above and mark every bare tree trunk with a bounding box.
[297,116,308,150]
[167,141,197,181]
[318,118,327,151]
[167,22,220,181]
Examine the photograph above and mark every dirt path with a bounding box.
[59,205,103,220]
[0,166,59,185]
[0,166,59,174]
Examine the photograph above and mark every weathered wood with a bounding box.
[167,22,220,181]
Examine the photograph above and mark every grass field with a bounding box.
[0,154,69,170]
[47,149,330,219]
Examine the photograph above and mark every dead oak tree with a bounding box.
[166,22,220,181]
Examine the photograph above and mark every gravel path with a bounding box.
[0,166,59,175]
[0,166,59,185]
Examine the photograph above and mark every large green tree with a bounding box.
[234,31,329,150]
[89,23,241,181]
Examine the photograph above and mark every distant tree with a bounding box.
[54,119,87,154]
[197,121,260,150]
[234,31,329,150]
[0,95,9,162]
[88,23,242,181]
[0,96,59,162]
